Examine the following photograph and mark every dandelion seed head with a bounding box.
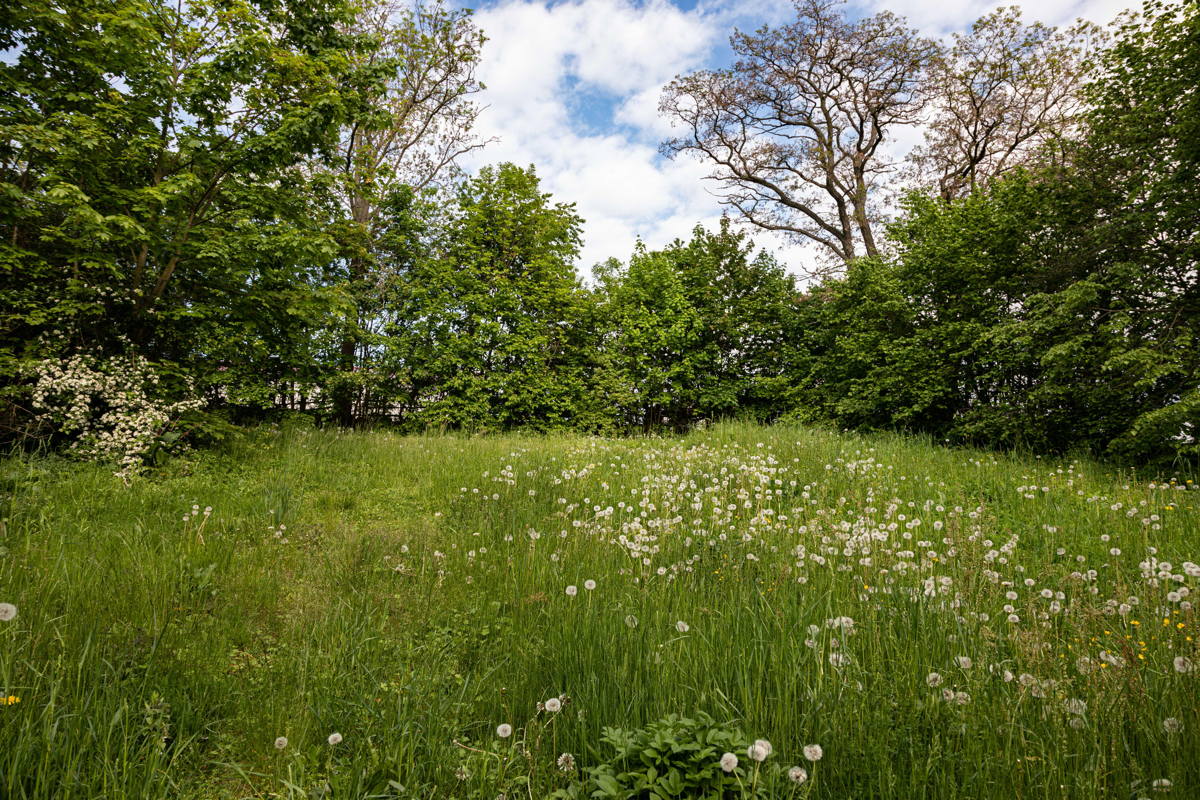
[747,740,771,761]
[719,752,738,772]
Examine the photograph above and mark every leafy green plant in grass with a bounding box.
[553,712,794,799]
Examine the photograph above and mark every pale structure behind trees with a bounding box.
[659,0,936,275]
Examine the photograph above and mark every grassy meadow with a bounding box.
[0,421,1198,799]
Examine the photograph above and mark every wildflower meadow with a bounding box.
[1,422,1197,798]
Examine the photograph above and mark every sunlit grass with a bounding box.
[1,421,1197,798]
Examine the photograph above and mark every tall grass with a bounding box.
[0,421,1197,798]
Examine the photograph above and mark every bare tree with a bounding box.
[340,0,489,238]
[912,7,1104,200]
[660,0,936,273]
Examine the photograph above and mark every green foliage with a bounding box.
[0,0,369,427]
[787,175,1078,448]
[377,164,596,431]
[2,0,1199,471]
[553,713,781,800]
[597,219,798,430]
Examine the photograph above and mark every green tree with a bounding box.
[598,220,798,430]
[377,164,591,430]
[327,0,487,425]
[0,0,370,430]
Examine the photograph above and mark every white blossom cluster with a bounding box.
[30,353,203,480]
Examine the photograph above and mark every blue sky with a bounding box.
[457,0,1141,276]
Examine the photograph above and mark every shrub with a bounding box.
[29,352,203,480]
[552,712,788,799]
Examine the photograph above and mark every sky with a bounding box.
[457,0,1144,277]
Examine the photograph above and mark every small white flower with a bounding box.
[565,585,578,597]
[0,603,16,622]
[327,732,343,745]
[274,736,288,750]
[544,697,562,713]
[719,752,739,772]
[584,580,597,591]
[676,620,689,633]
[496,723,513,738]
[787,766,808,784]
[803,744,823,762]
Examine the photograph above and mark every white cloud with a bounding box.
[461,0,1148,278]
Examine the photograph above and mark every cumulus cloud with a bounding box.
[461,0,1146,277]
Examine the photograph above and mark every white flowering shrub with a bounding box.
[30,353,203,479]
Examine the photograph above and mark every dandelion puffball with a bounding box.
[803,744,823,762]
[788,766,808,784]
[676,620,689,633]
[496,723,513,738]
[544,697,562,713]
[926,672,943,687]
[584,579,596,591]
[719,752,739,772]
[1174,656,1194,673]
[0,603,16,622]
[565,585,578,596]
[747,739,772,761]
[327,732,343,745]
[274,736,288,749]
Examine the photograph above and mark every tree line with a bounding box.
[1,0,1197,468]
